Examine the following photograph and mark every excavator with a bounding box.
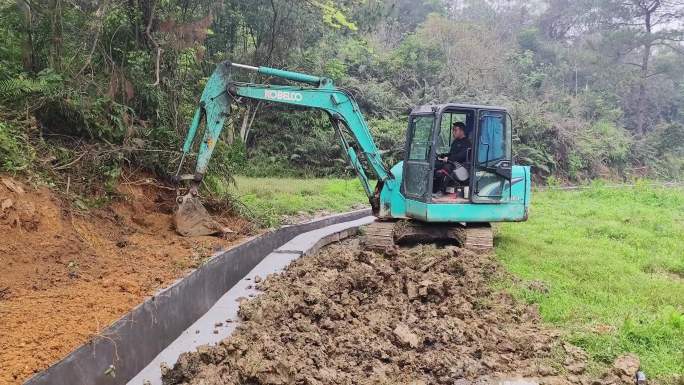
[172,61,531,250]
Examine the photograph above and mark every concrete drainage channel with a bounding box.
[24,209,374,385]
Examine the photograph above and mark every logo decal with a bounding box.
[264,90,303,102]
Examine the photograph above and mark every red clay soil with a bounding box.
[0,175,251,385]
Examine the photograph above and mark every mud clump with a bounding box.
[163,240,620,385]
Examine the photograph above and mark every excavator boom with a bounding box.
[173,61,396,236]
[176,61,393,201]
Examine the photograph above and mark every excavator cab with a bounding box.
[403,104,512,204]
[384,103,528,226]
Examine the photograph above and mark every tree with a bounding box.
[602,0,684,135]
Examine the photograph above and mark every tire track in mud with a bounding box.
[162,240,638,385]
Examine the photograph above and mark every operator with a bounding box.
[434,122,470,192]
[436,121,469,167]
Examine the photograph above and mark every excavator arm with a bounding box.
[176,61,394,204]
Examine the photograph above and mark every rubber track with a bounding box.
[464,224,493,252]
[359,221,395,251]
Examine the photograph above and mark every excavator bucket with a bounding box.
[174,195,224,237]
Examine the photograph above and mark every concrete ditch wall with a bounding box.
[24,209,371,385]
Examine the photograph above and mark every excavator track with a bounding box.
[360,221,493,253]
[359,221,396,252]
[463,223,493,252]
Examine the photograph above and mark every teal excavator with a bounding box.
[173,61,531,250]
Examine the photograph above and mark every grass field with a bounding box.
[497,182,684,381]
[220,176,368,226]
[225,176,683,381]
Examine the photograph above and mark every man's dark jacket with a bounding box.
[447,137,470,164]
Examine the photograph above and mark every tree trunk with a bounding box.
[635,1,656,136]
[49,0,63,71]
[239,102,261,144]
[635,41,650,136]
[17,0,34,73]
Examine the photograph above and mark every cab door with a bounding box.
[402,114,435,217]
[472,111,512,202]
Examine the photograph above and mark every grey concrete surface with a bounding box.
[127,215,374,385]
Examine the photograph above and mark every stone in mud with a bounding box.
[405,280,418,299]
[393,322,421,348]
[612,354,640,377]
[497,378,541,385]
[566,362,586,375]
[537,365,557,376]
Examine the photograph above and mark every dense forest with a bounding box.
[1,0,683,195]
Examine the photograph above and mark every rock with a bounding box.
[159,362,171,376]
[497,378,541,385]
[1,198,14,213]
[254,275,263,283]
[406,281,418,299]
[563,343,587,360]
[612,354,640,377]
[567,362,586,375]
[2,178,24,194]
[393,323,421,348]
[537,365,557,376]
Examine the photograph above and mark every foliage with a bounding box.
[496,184,684,380]
[0,120,33,172]
[1,0,684,187]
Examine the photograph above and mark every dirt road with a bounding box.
[0,175,250,384]
[162,240,638,385]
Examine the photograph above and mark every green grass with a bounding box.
[496,182,684,381]
[217,176,368,227]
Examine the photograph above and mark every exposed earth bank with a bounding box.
[163,240,641,385]
[0,175,251,384]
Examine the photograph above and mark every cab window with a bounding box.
[407,115,435,161]
[477,112,510,166]
[436,112,467,154]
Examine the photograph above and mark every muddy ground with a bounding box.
[0,174,252,385]
[163,240,641,385]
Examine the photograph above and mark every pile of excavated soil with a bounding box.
[0,175,252,384]
[163,240,636,385]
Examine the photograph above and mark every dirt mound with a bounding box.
[0,175,252,384]
[162,241,623,385]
